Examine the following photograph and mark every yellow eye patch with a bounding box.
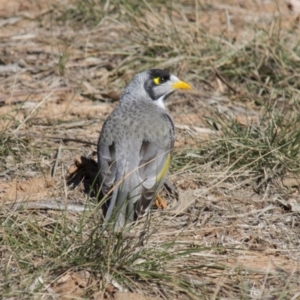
[153,77,160,85]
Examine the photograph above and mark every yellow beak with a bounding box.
[172,80,191,90]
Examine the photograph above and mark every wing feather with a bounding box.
[98,143,117,196]
[135,113,174,216]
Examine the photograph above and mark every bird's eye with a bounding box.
[153,77,161,85]
[153,76,167,85]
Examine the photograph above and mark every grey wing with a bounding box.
[135,119,174,216]
[97,136,117,197]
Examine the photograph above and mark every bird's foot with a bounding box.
[154,194,167,209]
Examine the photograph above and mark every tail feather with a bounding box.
[105,161,142,231]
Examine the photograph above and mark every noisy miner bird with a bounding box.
[97,69,191,230]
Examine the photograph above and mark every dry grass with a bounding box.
[1,0,300,299]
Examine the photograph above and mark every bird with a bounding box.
[97,69,191,231]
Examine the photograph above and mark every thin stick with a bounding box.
[210,61,239,94]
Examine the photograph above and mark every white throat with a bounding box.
[153,95,166,109]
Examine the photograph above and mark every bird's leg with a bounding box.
[164,178,178,199]
[154,194,168,209]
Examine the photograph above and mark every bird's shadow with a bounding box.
[66,156,100,198]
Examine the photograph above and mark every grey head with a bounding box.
[120,69,191,109]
